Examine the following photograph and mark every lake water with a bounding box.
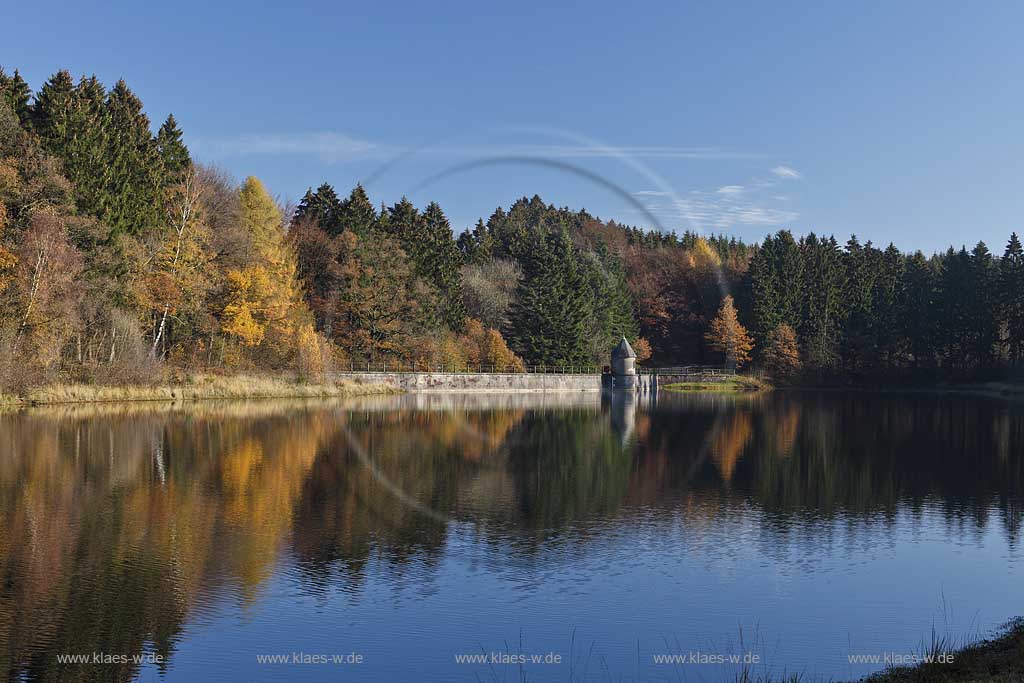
[0,391,1021,682]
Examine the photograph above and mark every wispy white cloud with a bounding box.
[772,165,802,179]
[634,167,799,230]
[442,144,760,160]
[200,131,762,164]
[641,196,798,229]
[205,132,384,163]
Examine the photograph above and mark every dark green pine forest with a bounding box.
[1,66,1023,390]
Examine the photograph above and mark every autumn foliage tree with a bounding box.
[762,323,802,379]
[0,200,15,293]
[460,318,525,371]
[146,169,211,357]
[6,210,82,380]
[333,232,435,361]
[7,66,1024,390]
[220,177,313,367]
[704,295,754,368]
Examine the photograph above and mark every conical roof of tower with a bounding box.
[611,336,636,359]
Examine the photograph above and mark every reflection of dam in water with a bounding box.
[1,392,1022,682]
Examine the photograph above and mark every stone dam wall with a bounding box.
[331,371,722,393]
[332,371,603,393]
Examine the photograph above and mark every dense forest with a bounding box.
[1,67,1022,390]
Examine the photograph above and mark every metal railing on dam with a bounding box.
[334,363,602,375]
[331,363,734,376]
[327,364,734,393]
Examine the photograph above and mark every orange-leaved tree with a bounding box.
[704,295,754,368]
[763,323,802,378]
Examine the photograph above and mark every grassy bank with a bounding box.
[663,375,770,393]
[736,619,1024,683]
[857,619,1024,683]
[0,374,397,407]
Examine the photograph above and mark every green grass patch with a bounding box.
[663,375,770,393]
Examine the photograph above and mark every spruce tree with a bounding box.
[506,227,592,366]
[156,114,191,184]
[103,79,163,234]
[938,247,973,368]
[31,70,76,149]
[418,201,466,329]
[384,196,421,249]
[338,184,377,236]
[579,247,638,362]
[840,237,881,370]
[60,76,110,223]
[749,230,802,340]
[873,244,905,366]
[293,183,344,235]
[457,219,493,263]
[0,67,31,125]
[799,233,844,369]
[968,241,998,367]
[901,251,937,368]
[1001,233,1024,365]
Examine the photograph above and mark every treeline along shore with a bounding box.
[1,66,1023,401]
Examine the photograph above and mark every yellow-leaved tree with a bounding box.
[221,177,312,367]
[147,170,212,358]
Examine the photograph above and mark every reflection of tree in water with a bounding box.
[0,406,333,681]
[632,393,1024,547]
[2,394,1023,680]
[709,410,753,483]
[503,407,632,531]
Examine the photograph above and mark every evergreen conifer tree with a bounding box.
[418,201,466,329]
[293,183,344,234]
[901,251,937,368]
[103,79,163,234]
[156,114,191,184]
[798,233,844,368]
[506,227,592,366]
[1001,233,1024,365]
[338,184,377,236]
[0,68,31,125]
[968,241,998,366]
[31,70,76,150]
[384,196,421,248]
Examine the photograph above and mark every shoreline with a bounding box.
[779,379,1024,400]
[0,374,398,408]
[858,618,1024,683]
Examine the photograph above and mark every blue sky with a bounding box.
[3,1,1023,253]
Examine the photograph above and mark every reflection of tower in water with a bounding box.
[604,387,657,446]
[607,390,635,445]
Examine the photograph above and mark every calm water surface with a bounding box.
[0,391,1021,681]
